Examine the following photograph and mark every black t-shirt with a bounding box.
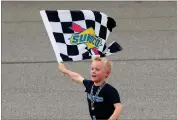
[83,79,121,120]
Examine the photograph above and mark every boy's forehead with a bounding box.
[91,61,105,66]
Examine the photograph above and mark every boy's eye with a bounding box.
[91,67,100,71]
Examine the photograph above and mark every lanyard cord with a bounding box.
[90,82,106,108]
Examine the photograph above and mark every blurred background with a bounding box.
[2,1,177,119]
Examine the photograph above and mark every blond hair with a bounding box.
[92,57,112,73]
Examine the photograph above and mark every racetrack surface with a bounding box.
[2,1,177,120]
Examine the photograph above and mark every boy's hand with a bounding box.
[58,63,84,84]
[59,63,67,73]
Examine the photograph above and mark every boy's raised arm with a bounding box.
[58,63,84,84]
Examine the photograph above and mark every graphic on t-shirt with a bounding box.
[88,93,104,102]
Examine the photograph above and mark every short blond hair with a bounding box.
[92,57,112,72]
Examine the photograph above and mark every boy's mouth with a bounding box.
[92,75,97,78]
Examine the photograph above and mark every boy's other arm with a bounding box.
[58,63,84,84]
[108,103,122,120]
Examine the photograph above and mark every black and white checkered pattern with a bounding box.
[40,10,122,62]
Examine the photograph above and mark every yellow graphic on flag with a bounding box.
[69,28,102,49]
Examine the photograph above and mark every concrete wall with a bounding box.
[2,1,177,119]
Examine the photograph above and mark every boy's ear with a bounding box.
[105,71,110,78]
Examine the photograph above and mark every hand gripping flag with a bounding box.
[40,10,122,63]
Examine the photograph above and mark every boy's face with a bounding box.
[90,61,109,82]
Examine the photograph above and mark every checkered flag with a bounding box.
[40,10,122,63]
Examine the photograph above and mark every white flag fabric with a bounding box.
[40,10,122,63]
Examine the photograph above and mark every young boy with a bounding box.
[59,57,122,120]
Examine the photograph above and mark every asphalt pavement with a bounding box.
[2,1,177,120]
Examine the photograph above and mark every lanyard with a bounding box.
[90,82,106,110]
